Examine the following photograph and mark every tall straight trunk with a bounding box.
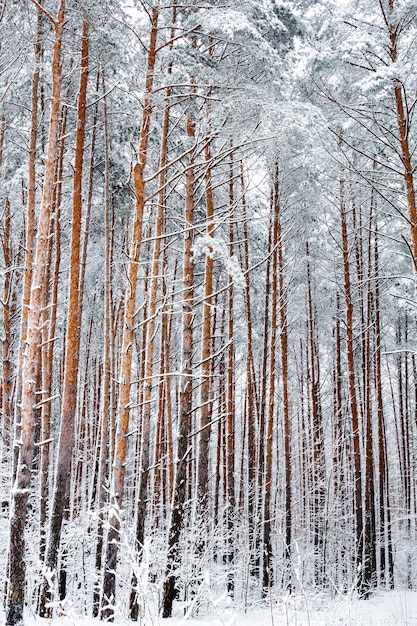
[162,111,195,619]
[197,138,215,512]
[72,79,99,519]
[258,202,273,589]
[39,21,89,614]
[162,256,177,503]
[213,304,225,530]
[373,222,394,588]
[306,244,325,588]
[259,219,272,509]
[156,280,171,514]
[352,201,365,423]
[363,207,376,595]
[277,176,291,587]
[240,165,259,567]
[226,152,236,595]
[0,115,4,168]
[72,307,95,518]
[39,104,65,565]
[93,71,113,618]
[332,294,344,490]
[262,171,279,593]
[151,253,177,520]
[39,17,89,608]
[387,0,417,266]
[12,4,43,477]
[298,338,309,557]
[6,3,66,624]
[101,6,159,618]
[79,71,99,319]
[129,48,173,616]
[130,254,150,510]
[1,198,13,453]
[396,317,412,588]
[332,293,349,588]
[340,175,363,593]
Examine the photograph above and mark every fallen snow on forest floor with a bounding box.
[3,591,417,626]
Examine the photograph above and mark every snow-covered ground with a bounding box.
[2,591,417,626]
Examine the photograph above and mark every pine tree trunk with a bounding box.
[262,171,279,594]
[226,152,236,595]
[332,292,348,588]
[373,222,394,588]
[197,139,215,513]
[101,7,159,618]
[363,207,376,596]
[240,164,259,572]
[278,178,291,589]
[6,3,66,624]
[129,25,173,615]
[93,71,113,618]
[162,112,195,619]
[387,0,417,267]
[12,3,43,481]
[39,20,89,615]
[340,175,363,594]
[38,129,63,565]
[306,244,326,588]
[1,198,13,453]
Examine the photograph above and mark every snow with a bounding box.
[2,591,417,626]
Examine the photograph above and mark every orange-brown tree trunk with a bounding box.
[373,221,394,588]
[197,138,215,511]
[6,3,66,624]
[38,107,65,565]
[277,175,291,588]
[240,164,259,570]
[162,111,195,619]
[226,152,236,594]
[306,243,326,587]
[12,4,43,479]
[93,71,114,618]
[387,0,417,266]
[39,19,89,615]
[262,169,279,593]
[340,175,363,594]
[129,19,175,613]
[363,208,376,596]
[1,198,13,453]
[101,6,159,618]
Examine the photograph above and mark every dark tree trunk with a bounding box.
[162,112,195,619]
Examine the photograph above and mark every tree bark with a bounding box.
[262,170,279,593]
[39,20,89,615]
[278,175,291,589]
[1,198,13,453]
[373,220,394,588]
[129,15,174,613]
[226,152,236,595]
[6,3,66,624]
[306,243,325,588]
[12,3,43,481]
[387,0,417,267]
[101,6,159,618]
[93,70,114,618]
[162,111,195,619]
[340,175,363,594]
[362,206,376,596]
[197,138,215,513]
[240,164,259,572]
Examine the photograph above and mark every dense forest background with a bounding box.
[1,0,417,623]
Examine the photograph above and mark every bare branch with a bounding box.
[29,0,57,26]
